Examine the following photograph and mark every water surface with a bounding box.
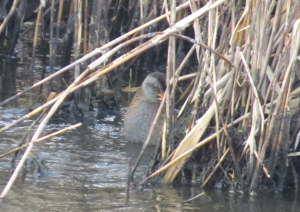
[0,108,299,211]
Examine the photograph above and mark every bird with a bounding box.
[124,72,166,145]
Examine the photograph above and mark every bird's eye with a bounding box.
[153,85,159,91]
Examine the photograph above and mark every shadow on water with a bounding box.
[0,56,17,108]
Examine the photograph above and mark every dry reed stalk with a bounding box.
[169,46,196,114]
[166,0,177,148]
[240,52,265,181]
[175,78,195,108]
[182,192,206,204]
[29,4,43,85]
[52,0,65,83]
[0,0,20,35]
[74,0,83,80]
[189,0,202,62]
[168,33,234,66]
[0,123,82,158]
[162,120,167,160]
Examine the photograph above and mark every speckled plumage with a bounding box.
[124,72,166,144]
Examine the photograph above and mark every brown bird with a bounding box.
[124,72,166,144]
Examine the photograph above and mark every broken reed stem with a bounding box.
[175,78,195,107]
[182,192,206,204]
[168,33,234,67]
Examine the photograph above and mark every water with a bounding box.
[0,108,300,211]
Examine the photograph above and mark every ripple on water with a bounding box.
[0,110,298,211]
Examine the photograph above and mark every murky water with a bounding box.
[0,109,300,212]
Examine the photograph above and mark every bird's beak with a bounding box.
[157,93,164,100]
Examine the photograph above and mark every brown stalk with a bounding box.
[0,0,20,35]
[29,4,43,85]
[175,78,195,107]
[51,0,65,88]
[182,192,206,204]
[0,123,82,158]
[74,0,82,80]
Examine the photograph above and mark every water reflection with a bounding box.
[0,112,299,211]
[0,56,17,107]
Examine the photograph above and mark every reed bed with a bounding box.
[0,0,300,199]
